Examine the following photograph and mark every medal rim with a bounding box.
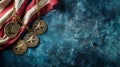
[32,19,47,35]
[13,40,28,55]
[23,32,40,48]
[4,21,21,38]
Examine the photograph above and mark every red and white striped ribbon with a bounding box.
[0,0,28,46]
[0,0,59,51]
[0,0,12,11]
[0,0,27,29]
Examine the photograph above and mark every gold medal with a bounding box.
[32,19,47,34]
[23,32,39,47]
[13,40,27,55]
[4,21,20,38]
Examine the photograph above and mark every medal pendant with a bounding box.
[32,19,47,35]
[13,40,27,55]
[5,21,20,38]
[23,32,39,47]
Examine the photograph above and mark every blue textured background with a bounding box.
[0,0,120,67]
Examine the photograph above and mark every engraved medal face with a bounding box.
[13,40,27,55]
[23,32,39,47]
[5,21,20,38]
[32,19,47,34]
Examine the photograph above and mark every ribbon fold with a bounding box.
[0,0,59,52]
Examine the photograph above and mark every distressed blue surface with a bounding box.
[0,0,120,67]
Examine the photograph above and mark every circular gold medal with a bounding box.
[32,19,47,34]
[5,21,20,38]
[13,40,27,55]
[23,32,39,47]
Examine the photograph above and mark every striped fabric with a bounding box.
[0,0,59,51]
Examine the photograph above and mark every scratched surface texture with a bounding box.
[0,0,120,67]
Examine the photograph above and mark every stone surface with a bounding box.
[0,0,120,67]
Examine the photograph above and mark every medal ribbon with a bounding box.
[0,0,12,12]
[0,0,28,50]
[0,0,59,51]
